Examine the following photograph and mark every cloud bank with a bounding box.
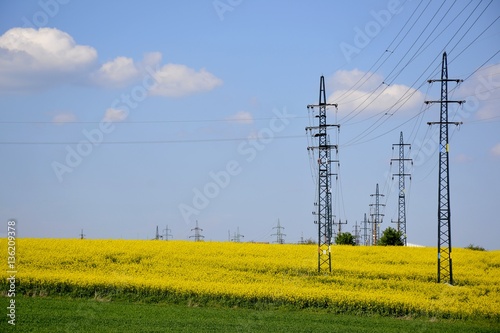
[0,27,222,96]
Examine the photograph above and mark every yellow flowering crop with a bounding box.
[1,239,499,320]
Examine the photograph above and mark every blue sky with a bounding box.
[0,0,499,249]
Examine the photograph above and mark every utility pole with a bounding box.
[271,219,286,244]
[306,75,339,273]
[425,51,464,285]
[369,184,385,245]
[390,131,412,246]
[362,213,370,246]
[79,229,85,240]
[353,221,361,245]
[154,226,162,240]
[163,225,173,241]
[189,220,204,242]
[231,227,244,243]
[334,218,347,237]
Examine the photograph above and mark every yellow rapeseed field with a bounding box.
[1,239,499,320]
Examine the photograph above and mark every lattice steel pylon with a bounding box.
[390,132,412,246]
[306,75,339,273]
[369,183,385,245]
[271,219,286,244]
[189,220,204,242]
[425,52,464,285]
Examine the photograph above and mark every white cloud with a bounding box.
[491,143,500,157]
[103,108,128,122]
[0,28,222,97]
[0,27,97,91]
[148,64,223,97]
[456,63,500,120]
[226,111,253,124]
[52,112,77,125]
[91,52,163,88]
[92,56,140,88]
[454,153,472,163]
[327,69,425,116]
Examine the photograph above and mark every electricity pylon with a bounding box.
[390,131,412,246]
[425,52,464,285]
[361,213,370,246]
[306,75,339,273]
[163,225,173,241]
[369,183,385,245]
[271,219,286,244]
[190,220,204,242]
[231,227,244,243]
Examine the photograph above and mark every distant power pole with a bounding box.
[334,218,347,238]
[369,184,385,245]
[362,213,370,246]
[79,229,85,240]
[154,226,163,240]
[390,131,412,246]
[189,220,204,242]
[353,221,361,245]
[425,51,464,285]
[231,227,244,243]
[306,75,339,273]
[271,219,286,244]
[163,225,173,241]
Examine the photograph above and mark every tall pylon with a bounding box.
[154,226,162,240]
[361,213,370,246]
[189,220,204,242]
[271,219,286,244]
[306,75,339,273]
[163,225,173,241]
[369,184,385,245]
[425,52,464,285]
[231,227,244,242]
[390,131,412,246]
[353,221,361,245]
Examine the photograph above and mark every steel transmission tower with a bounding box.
[163,225,173,241]
[362,213,370,246]
[425,52,464,285]
[369,184,385,245]
[190,220,204,242]
[306,75,339,273]
[390,131,412,246]
[231,227,244,242]
[154,226,162,240]
[271,219,286,244]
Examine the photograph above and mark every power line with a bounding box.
[0,134,304,145]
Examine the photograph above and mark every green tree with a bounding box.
[335,232,356,246]
[377,227,404,246]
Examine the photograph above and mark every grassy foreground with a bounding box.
[1,296,499,333]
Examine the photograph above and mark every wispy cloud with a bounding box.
[52,112,77,125]
[456,63,500,120]
[327,69,424,116]
[491,143,500,157]
[148,63,223,97]
[226,111,253,124]
[103,108,128,122]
